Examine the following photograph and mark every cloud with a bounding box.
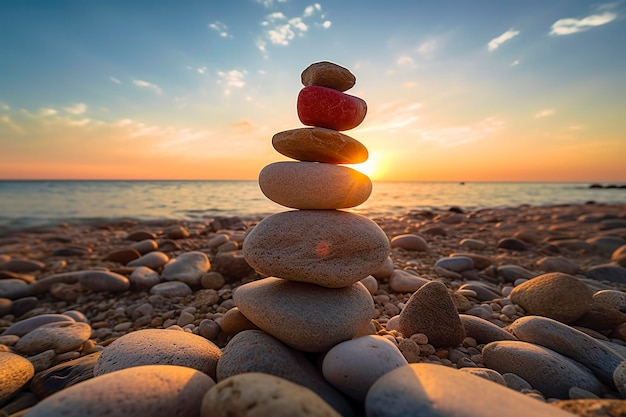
[132,79,163,95]
[534,109,555,118]
[64,103,87,115]
[209,21,231,38]
[217,69,247,94]
[511,59,520,67]
[488,29,520,52]
[550,12,617,35]
[421,117,504,147]
[109,76,121,84]
[1,103,11,111]
[197,67,207,75]
[0,115,25,134]
[417,39,438,56]
[359,101,423,132]
[258,3,330,51]
[396,56,417,68]
[39,108,58,116]
[256,0,287,7]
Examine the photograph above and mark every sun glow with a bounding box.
[345,152,386,180]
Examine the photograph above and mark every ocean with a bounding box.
[1,180,625,232]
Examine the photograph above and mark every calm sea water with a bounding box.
[1,180,625,232]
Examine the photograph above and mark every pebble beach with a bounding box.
[0,202,626,416]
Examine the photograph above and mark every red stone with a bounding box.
[297,86,367,131]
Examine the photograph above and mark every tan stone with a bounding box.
[301,61,356,92]
[259,162,372,209]
[272,127,368,164]
[243,210,390,288]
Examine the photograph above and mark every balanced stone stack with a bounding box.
[237,61,391,353]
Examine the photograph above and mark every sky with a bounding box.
[0,0,625,182]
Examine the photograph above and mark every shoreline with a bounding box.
[1,201,626,415]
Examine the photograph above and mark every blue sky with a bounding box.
[1,0,624,181]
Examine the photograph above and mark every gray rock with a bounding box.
[459,314,517,344]
[388,269,429,293]
[0,279,29,299]
[586,264,626,284]
[149,281,192,297]
[78,270,130,292]
[482,340,603,399]
[497,264,537,282]
[94,328,221,380]
[536,256,580,275]
[217,330,353,417]
[509,315,625,388]
[243,210,390,288]
[14,321,91,355]
[365,363,573,417]
[128,266,161,291]
[434,256,474,272]
[390,234,428,251]
[23,365,214,417]
[234,277,374,352]
[126,251,169,269]
[161,251,210,286]
[2,314,75,337]
[398,281,465,348]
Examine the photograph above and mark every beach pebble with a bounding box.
[14,321,91,355]
[552,399,626,417]
[243,210,390,288]
[0,258,45,273]
[459,314,517,344]
[163,224,190,239]
[390,234,428,251]
[202,372,340,417]
[450,252,492,270]
[322,335,407,402]
[211,251,254,280]
[217,330,353,417]
[272,127,368,164]
[614,360,626,396]
[497,264,537,282]
[78,270,130,292]
[434,256,474,272]
[503,372,533,392]
[130,238,159,254]
[161,251,210,286]
[126,251,169,269]
[30,352,100,399]
[0,279,29,299]
[94,328,221,379]
[536,256,580,275]
[0,297,12,315]
[458,367,507,385]
[372,256,394,279]
[586,264,626,284]
[360,275,378,295]
[509,315,625,387]
[259,161,372,209]
[125,230,156,241]
[23,364,214,417]
[234,277,374,352]
[103,247,141,264]
[201,271,225,289]
[398,281,465,348]
[612,245,626,266]
[497,237,528,251]
[129,266,161,290]
[149,281,192,297]
[510,272,593,323]
[2,314,75,337]
[587,235,626,256]
[365,363,573,417]
[459,238,487,251]
[0,352,35,402]
[301,61,355,91]
[388,269,429,293]
[220,307,259,335]
[457,282,500,302]
[297,85,367,131]
[482,340,603,399]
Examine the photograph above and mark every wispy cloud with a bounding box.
[396,56,417,68]
[1,103,10,111]
[197,67,207,75]
[39,108,58,116]
[488,29,520,52]
[511,59,520,67]
[0,115,25,134]
[359,101,423,132]
[257,3,330,52]
[534,109,555,118]
[209,21,231,38]
[421,117,504,147]
[109,76,121,84]
[550,12,617,35]
[132,79,163,95]
[217,69,247,94]
[256,0,287,7]
[64,103,87,115]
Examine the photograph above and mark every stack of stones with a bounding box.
[236,61,391,353]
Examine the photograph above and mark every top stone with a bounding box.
[301,61,356,92]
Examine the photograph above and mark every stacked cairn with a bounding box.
[235,61,391,353]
